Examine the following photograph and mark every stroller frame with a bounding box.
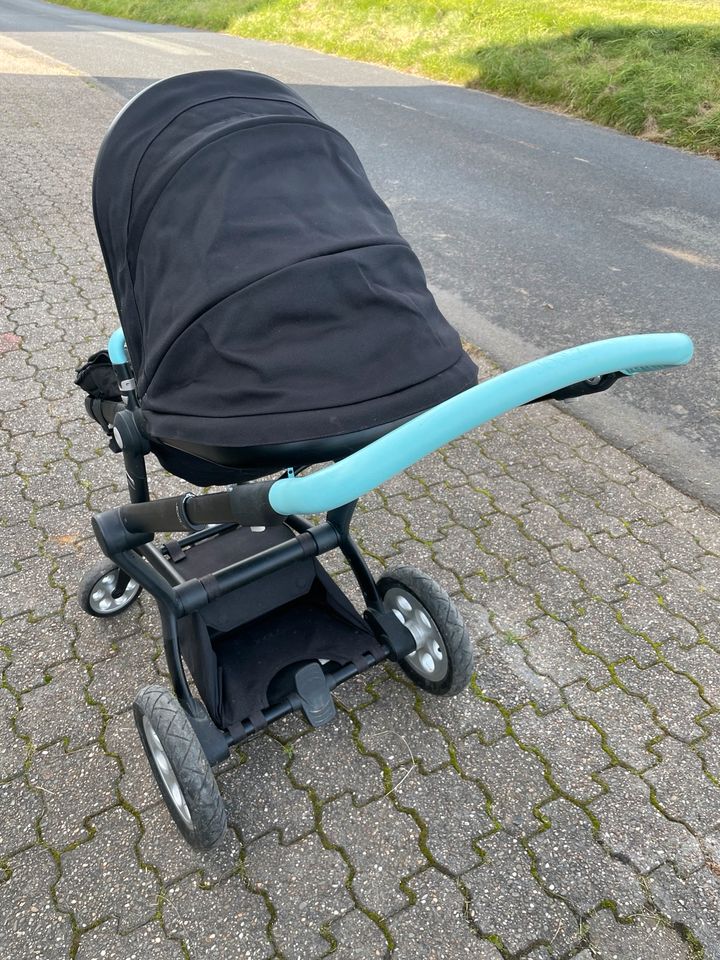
[88,379,417,766]
[81,328,693,848]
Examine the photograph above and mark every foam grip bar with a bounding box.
[269,332,693,516]
[115,481,280,536]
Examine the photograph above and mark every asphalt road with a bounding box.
[1,0,718,509]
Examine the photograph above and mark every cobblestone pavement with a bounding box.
[1,35,720,960]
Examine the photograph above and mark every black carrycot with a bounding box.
[93,70,476,482]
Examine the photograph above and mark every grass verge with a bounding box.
[52,0,720,154]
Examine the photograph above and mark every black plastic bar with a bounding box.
[139,542,187,586]
[175,523,341,615]
[157,603,197,716]
[175,522,237,549]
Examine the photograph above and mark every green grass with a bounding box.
[53,0,720,154]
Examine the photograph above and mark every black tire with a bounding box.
[78,559,141,617]
[133,685,227,850]
[377,566,474,696]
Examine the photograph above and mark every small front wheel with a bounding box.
[78,559,141,617]
[134,685,227,850]
[377,566,474,696]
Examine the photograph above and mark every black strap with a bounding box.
[165,540,185,562]
[199,573,222,601]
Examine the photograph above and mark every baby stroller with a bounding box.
[76,70,693,850]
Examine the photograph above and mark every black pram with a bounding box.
[76,69,693,849]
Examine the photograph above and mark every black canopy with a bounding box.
[93,70,477,448]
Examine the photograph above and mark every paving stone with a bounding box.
[662,643,720,709]
[554,491,627,538]
[573,599,659,666]
[530,799,645,916]
[56,806,158,932]
[594,480,665,525]
[76,920,186,960]
[471,635,564,714]
[331,674,379,711]
[630,520,706,572]
[0,686,28,780]
[389,870,501,959]
[429,483,497,531]
[17,659,101,749]
[164,871,273,960]
[418,687,506,743]
[643,738,720,834]
[462,576,541,639]
[614,582,701,649]
[245,831,352,959]
[659,567,720,639]
[322,792,425,916]
[522,618,609,689]
[697,714,720,780]
[70,600,142,663]
[0,521,44,577]
[432,526,499,579]
[0,556,64,619]
[455,734,552,837]
[591,530,665,586]
[512,706,609,802]
[464,832,580,956]
[392,495,452,543]
[585,909,691,960]
[390,539,462,596]
[649,864,720,960]
[357,680,450,773]
[104,708,160,811]
[0,845,72,960]
[393,765,491,874]
[550,544,628,601]
[615,659,707,742]
[221,733,315,844]
[0,776,43,856]
[519,501,590,552]
[3,615,75,691]
[327,909,390,959]
[88,643,161,716]
[139,801,242,884]
[476,514,549,566]
[512,558,589,620]
[28,740,119,849]
[565,681,659,770]
[354,509,408,559]
[24,458,86,509]
[629,469,700,518]
[289,711,385,805]
[441,435,504,483]
[589,767,703,876]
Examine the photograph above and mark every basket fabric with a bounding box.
[93,70,477,448]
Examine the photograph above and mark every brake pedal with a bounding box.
[294,662,336,728]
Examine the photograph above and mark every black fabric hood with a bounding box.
[93,70,477,447]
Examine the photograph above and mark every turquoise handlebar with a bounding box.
[268,333,693,516]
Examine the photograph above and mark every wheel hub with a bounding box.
[89,570,139,614]
[384,587,449,682]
